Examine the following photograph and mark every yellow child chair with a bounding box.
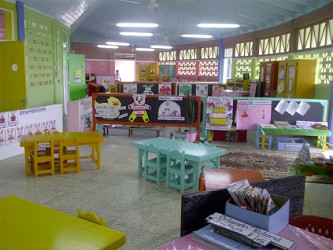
[144,143,167,185]
[30,138,55,177]
[166,150,194,193]
[59,138,80,174]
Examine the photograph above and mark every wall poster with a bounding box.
[206,96,233,131]
[236,100,272,130]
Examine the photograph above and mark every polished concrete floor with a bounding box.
[0,128,332,250]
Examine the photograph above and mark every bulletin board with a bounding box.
[232,97,328,127]
[92,93,202,138]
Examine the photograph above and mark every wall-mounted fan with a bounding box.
[119,0,192,12]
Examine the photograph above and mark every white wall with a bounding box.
[0,104,63,160]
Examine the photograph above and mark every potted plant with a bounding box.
[84,116,93,131]
[185,94,196,142]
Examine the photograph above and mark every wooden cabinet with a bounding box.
[276,60,317,98]
[259,61,279,97]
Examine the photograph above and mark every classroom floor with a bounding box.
[0,128,332,250]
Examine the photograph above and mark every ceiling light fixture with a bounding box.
[197,23,240,28]
[136,48,155,51]
[181,34,213,39]
[97,45,119,49]
[106,42,130,46]
[150,45,173,49]
[116,23,158,28]
[120,32,153,37]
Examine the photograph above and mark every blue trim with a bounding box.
[217,39,224,82]
[16,1,25,41]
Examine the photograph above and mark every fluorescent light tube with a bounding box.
[117,23,158,28]
[150,45,173,49]
[106,42,130,46]
[97,45,119,49]
[120,32,153,37]
[136,48,155,51]
[181,34,213,38]
[197,23,240,28]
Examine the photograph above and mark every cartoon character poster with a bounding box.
[8,111,19,127]
[157,96,183,121]
[128,94,151,122]
[158,83,172,95]
[206,97,233,130]
[0,112,9,129]
[178,84,192,96]
[95,96,126,120]
[6,128,16,144]
[0,129,5,146]
[16,126,24,140]
[196,84,208,96]
[236,100,272,130]
[123,84,137,93]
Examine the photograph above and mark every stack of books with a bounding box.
[192,213,296,250]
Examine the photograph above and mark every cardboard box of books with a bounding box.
[225,194,289,234]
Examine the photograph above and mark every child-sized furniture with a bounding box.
[166,150,195,193]
[255,123,272,149]
[0,196,126,249]
[144,143,167,185]
[30,138,55,177]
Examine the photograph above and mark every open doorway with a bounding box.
[115,57,136,81]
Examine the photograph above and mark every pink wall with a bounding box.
[72,43,157,61]
[85,60,115,75]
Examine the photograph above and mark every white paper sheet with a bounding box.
[286,100,299,116]
[274,99,289,115]
[296,101,311,116]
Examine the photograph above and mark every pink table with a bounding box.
[155,225,333,250]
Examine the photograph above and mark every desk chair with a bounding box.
[289,215,333,239]
[59,138,80,174]
[144,143,167,185]
[34,131,43,135]
[30,138,55,177]
[166,150,194,193]
[199,168,265,191]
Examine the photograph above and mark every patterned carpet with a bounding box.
[219,146,333,184]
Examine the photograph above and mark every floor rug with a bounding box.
[219,147,333,184]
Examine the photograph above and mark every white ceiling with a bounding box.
[18,0,333,49]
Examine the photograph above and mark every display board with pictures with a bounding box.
[92,93,202,134]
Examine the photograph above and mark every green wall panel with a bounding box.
[69,54,86,101]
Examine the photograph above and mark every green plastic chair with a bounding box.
[166,149,194,193]
[144,143,167,185]
[198,142,218,170]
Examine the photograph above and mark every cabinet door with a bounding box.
[0,42,27,111]
[277,62,287,97]
[285,61,297,98]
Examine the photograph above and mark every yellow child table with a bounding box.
[0,196,126,250]
[20,131,104,176]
